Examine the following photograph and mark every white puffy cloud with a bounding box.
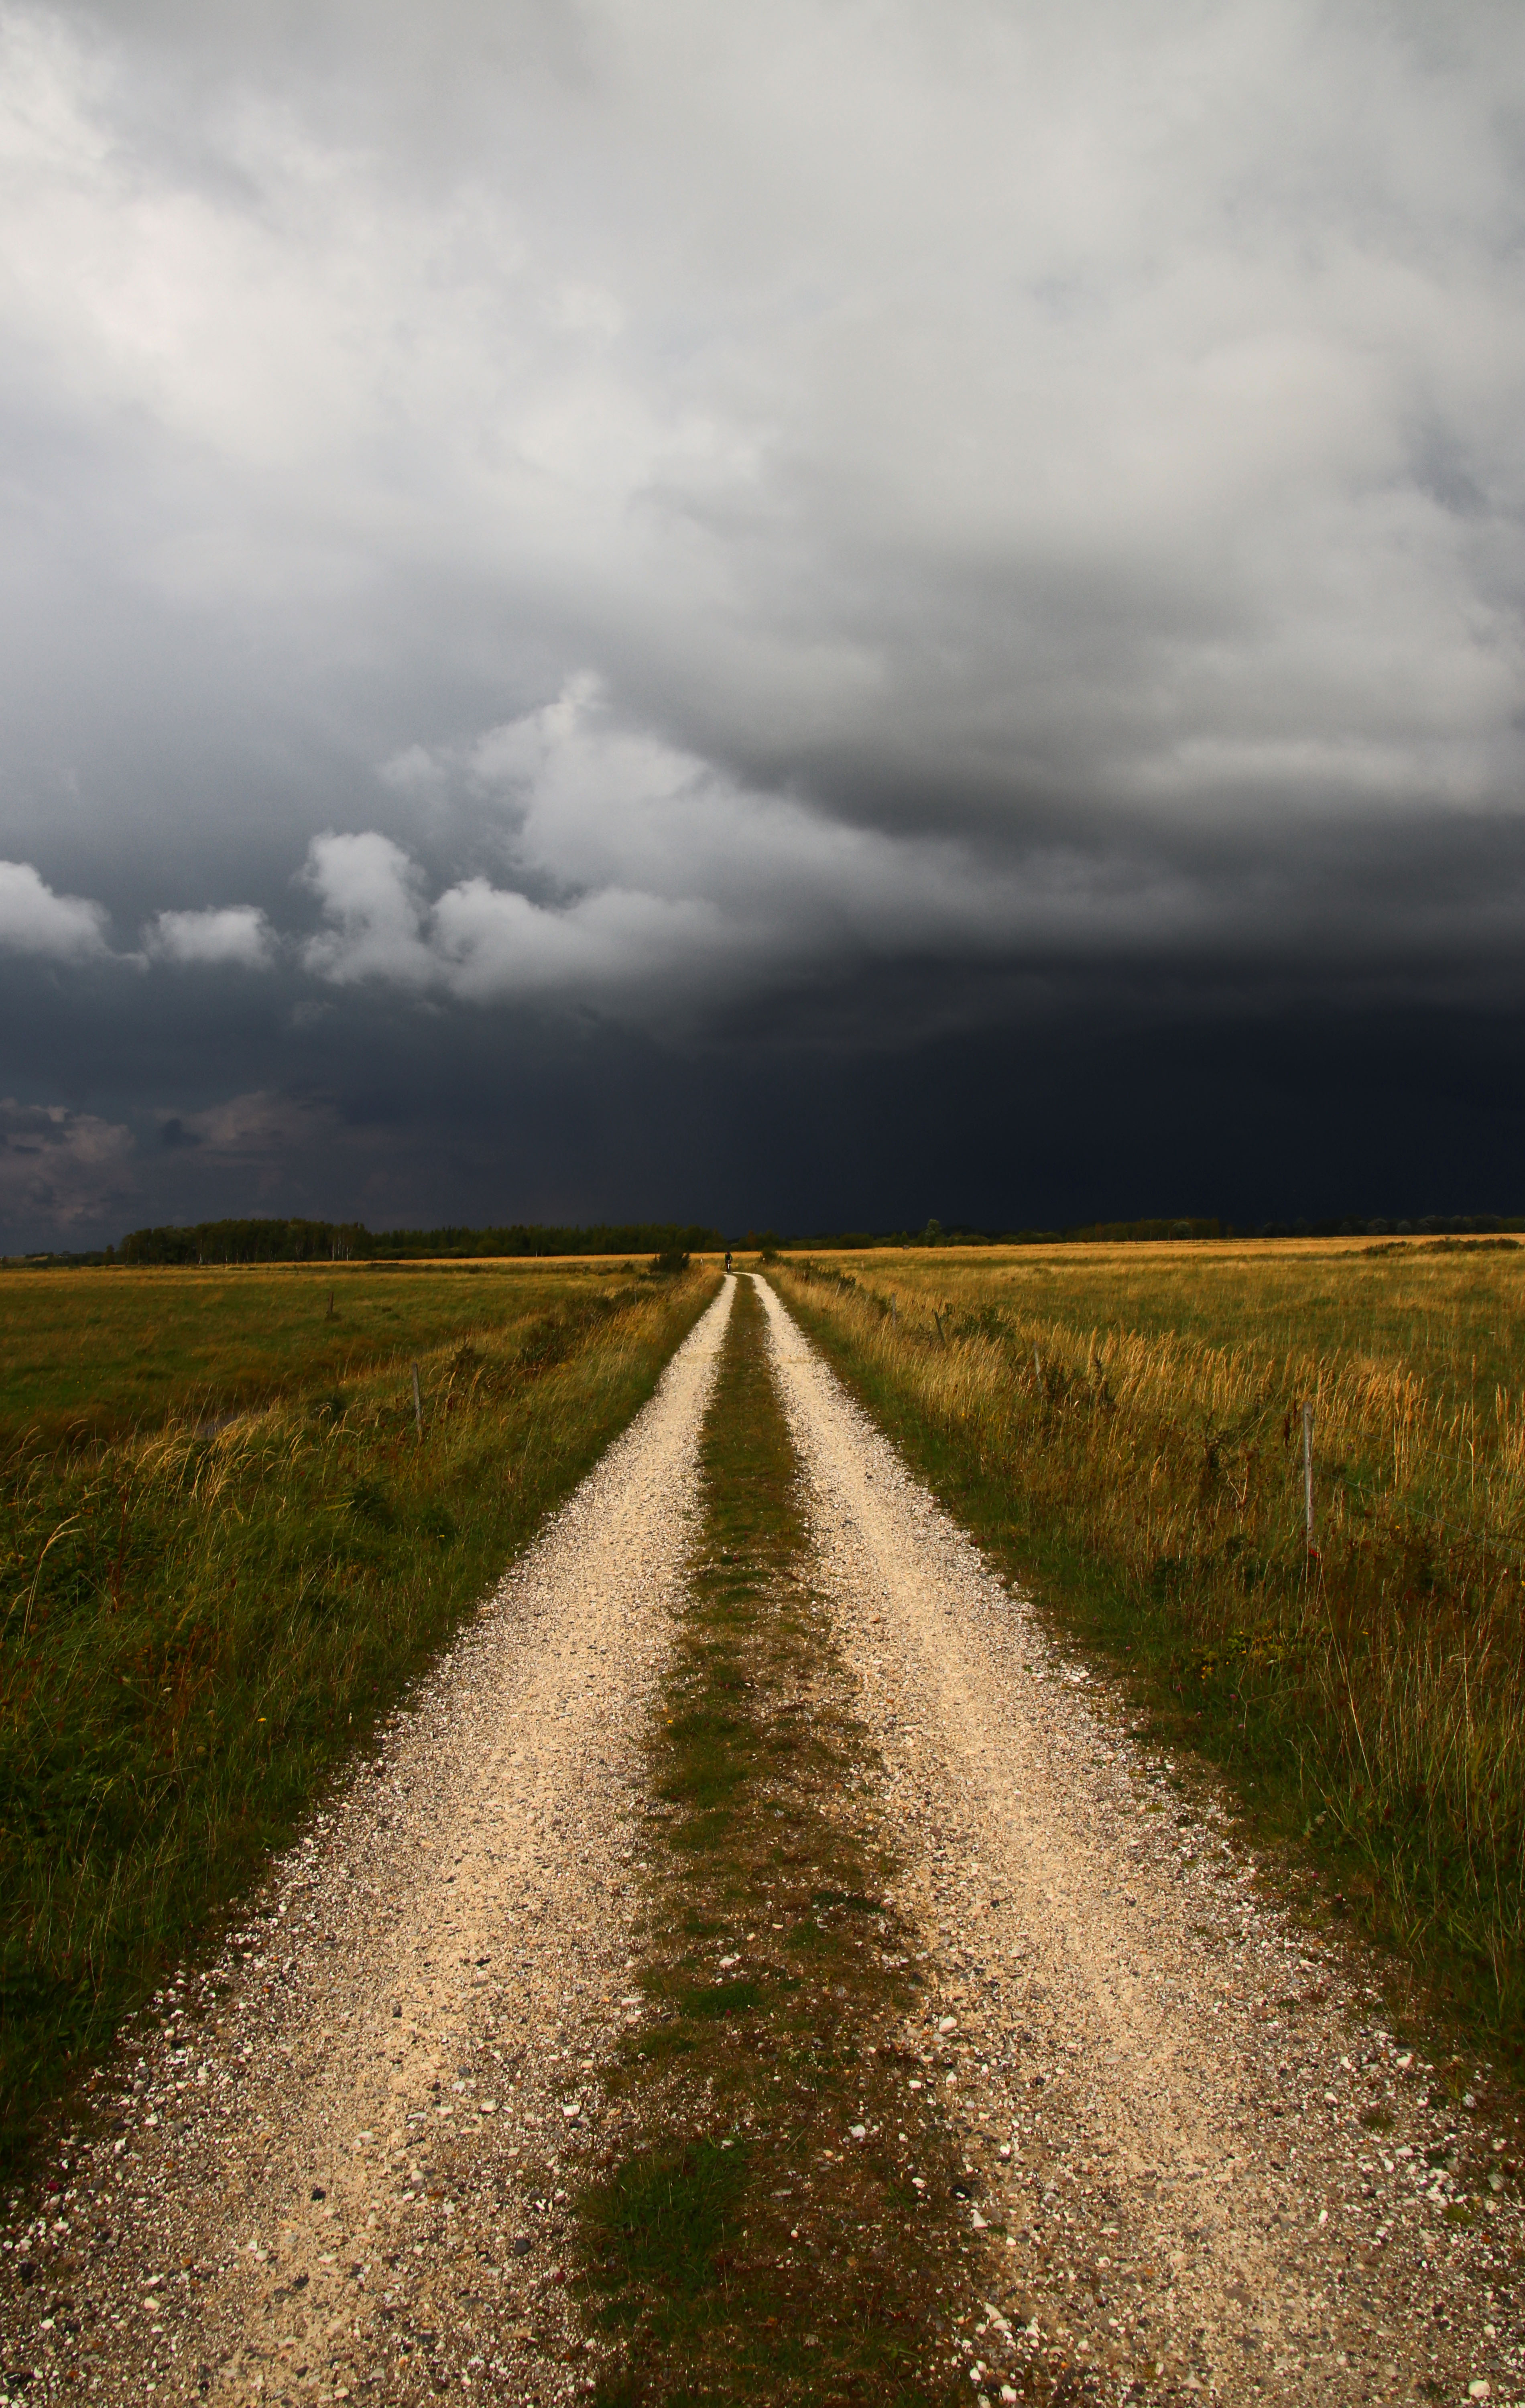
[300,832,436,986]
[298,818,720,1001]
[290,664,1525,1016]
[0,1097,135,1231]
[0,859,108,958]
[147,903,275,967]
[10,647,1525,1030]
[297,677,1222,1006]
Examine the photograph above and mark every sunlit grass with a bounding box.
[0,1258,668,1453]
[772,1240,1525,2055]
[0,1265,719,2165]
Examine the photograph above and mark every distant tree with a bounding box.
[114,1215,722,1265]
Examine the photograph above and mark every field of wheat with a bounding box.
[773,1239,1525,2053]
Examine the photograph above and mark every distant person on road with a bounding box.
[724,1249,733,1273]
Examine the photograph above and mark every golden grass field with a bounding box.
[771,1236,1525,2054]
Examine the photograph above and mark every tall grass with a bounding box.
[0,1269,718,2165]
[773,1249,1525,2054]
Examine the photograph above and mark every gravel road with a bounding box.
[7,1267,1525,2407]
[756,1274,1525,2406]
[0,1280,734,2408]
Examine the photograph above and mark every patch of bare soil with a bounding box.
[757,1273,1525,2406]
[0,1281,734,2408]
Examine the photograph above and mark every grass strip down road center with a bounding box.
[577,1274,986,2408]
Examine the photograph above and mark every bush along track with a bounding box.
[0,1270,720,2170]
[576,1276,993,2407]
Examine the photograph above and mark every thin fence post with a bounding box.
[412,1362,423,1441]
[1303,1399,1316,1558]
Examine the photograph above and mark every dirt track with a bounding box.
[4,1270,1523,2404]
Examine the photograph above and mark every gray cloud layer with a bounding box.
[3,1,1525,1236]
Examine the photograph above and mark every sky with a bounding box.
[3,0,1525,1245]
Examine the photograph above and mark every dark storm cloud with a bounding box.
[4,0,1525,1240]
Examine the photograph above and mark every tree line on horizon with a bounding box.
[783,1210,1525,1248]
[6,1206,1521,1269]
[86,1216,726,1267]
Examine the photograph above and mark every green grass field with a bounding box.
[0,1259,656,1453]
[769,1237,1525,2064]
[0,1260,720,2167]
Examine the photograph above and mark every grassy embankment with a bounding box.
[769,1240,1525,2060]
[578,1276,983,2408]
[0,1260,719,2169]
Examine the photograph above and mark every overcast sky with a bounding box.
[4,0,1525,1243]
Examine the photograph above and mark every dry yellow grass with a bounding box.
[771,1239,1525,2048]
